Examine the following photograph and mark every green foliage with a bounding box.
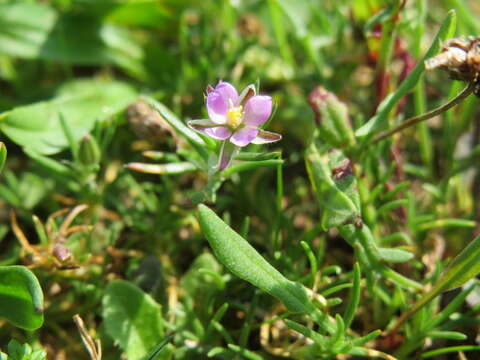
[0,339,46,360]
[1,0,480,358]
[442,235,480,291]
[0,143,6,174]
[305,143,360,229]
[78,134,101,168]
[356,9,457,138]
[142,335,173,360]
[308,87,356,149]
[0,2,145,77]
[0,266,44,330]
[0,79,136,154]
[393,235,480,330]
[102,280,166,360]
[197,204,317,315]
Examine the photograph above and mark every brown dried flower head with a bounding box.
[425,36,480,95]
[127,99,178,143]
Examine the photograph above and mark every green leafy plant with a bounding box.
[0,144,44,331]
[1,0,480,359]
[102,280,166,360]
[0,266,44,331]
[0,339,46,360]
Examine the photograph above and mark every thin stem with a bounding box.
[371,82,475,145]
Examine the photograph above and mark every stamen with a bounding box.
[226,106,243,129]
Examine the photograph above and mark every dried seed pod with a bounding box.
[425,36,480,95]
[52,244,72,262]
[127,100,178,143]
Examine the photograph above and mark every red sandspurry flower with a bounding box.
[188,81,281,170]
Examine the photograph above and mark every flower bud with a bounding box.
[78,134,101,167]
[308,87,356,149]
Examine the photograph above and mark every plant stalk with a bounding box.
[371,82,475,145]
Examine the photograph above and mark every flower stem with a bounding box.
[371,82,475,145]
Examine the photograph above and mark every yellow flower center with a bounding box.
[226,105,243,129]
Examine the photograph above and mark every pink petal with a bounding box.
[206,90,228,124]
[204,127,232,140]
[251,129,282,144]
[243,95,272,126]
[230,127,259,147]
[187,119,232,140]
[215,81,239,104]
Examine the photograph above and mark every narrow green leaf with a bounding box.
[377,199,408,216]
[221,159,283,177]
[382,232,413,245]
[102,280,165,360]
[330,314,346,348]
[377,247,414,263]
[355,10,457,137]
[300,241,318,288]
[416,218,476,231]
[343,263,361,329]
[204,303,229,341]
[266,0,294,65]
[321,283,352,297]
[392,237,480,330]
[59,113,79,161]
[197,204,315,314]
[207,347,226,358]
[180,252,222,302]
[426,330,467,340]
[422,283,476,333]
[239,292,258,348]
[142,335,173,360]
[0,142,6,174]
[363,6,396,33]
[421,345,480,358]
[0,266,44,330]
[284,319,325,345]
[227,344,264,360]
[126,162,197,175]
[234,151,281,161]
[351,329,382,346]
[32,215,48,246]
[440,236,480,291]
[24,149,73,178]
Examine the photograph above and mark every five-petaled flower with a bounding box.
[188,81,281,170]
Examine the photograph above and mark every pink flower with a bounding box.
[188,82,281,170]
